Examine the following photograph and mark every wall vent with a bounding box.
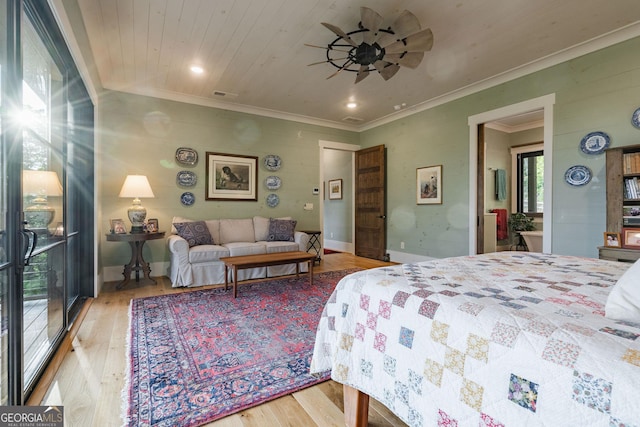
[342,116,364,123]
[211,90,238,99]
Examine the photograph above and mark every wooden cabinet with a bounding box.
[605,144,640,261]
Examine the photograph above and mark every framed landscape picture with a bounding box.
[328,179,343,200]
[205,152,258,201]
[417,165,442,205]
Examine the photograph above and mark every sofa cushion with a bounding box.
[174,221,213,247]
[219,218,255,244]
[204,219,221,244]
[171,216,193,234]
[254,216,292,241]
[267,218,297,241]
[188,245,230,263]
[223,242,267,257]
[265,241,299,253]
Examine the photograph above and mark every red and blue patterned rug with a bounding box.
[123,269,359,427]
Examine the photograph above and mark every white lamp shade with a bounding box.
[119,175,155,198]
[23,170,63,196]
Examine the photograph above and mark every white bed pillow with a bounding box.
[605,259,640,322]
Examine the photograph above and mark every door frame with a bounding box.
[319,140,361,253]
[467,94,555,254]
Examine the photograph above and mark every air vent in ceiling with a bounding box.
[211,90,238,99]
[342,116,364,123]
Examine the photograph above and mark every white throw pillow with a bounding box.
[605,259,640,322]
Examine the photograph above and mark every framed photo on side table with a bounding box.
[205,152,258,201]
[146,218,159,232]
[328,179,343,200]
[110,218,127,234]
[622,228,640,249]
[603,232,621,248]
[417,165,442,205]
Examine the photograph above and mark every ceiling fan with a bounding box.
[307,7,433,84]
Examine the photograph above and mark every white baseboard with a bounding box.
[323,239,353,253]
[102,261,170,284]
[386,250,436,264]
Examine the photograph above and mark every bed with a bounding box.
[310,252,640,427]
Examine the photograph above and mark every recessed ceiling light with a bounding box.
[190,65,204,74]
[346,102,357,109]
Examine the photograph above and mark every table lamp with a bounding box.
[23,170,63,228]
[119,175,155,233]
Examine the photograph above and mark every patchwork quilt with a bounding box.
[310,252,640,427]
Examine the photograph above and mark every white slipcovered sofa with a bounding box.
[167,216,310,288]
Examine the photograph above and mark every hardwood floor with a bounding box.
[35,252,407,426]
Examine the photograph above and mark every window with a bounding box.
[511,143,543,215]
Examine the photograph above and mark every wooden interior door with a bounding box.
[476,124,486,254]
[355,145,387,260]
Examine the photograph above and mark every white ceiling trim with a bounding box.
[361,21,640,131]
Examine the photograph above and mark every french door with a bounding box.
[1,0,95,404]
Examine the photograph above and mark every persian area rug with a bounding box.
[123,269,360,427]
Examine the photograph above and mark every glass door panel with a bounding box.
[21,11,65,391]
[0,0,10,406]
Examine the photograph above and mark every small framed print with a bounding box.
[328,179,343,200]
[622,228,640,249]
[110,218,127,234]
[146,218,159,233]
[417,165,442,205]
[603,232,621,248]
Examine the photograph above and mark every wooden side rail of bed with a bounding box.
[344,385,369,427]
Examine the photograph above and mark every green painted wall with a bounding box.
[99,91,358,267]
[323,149,353,244]
[99,36,640,269]
[360,36,640,258]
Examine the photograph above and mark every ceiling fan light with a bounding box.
[347,102,358,109]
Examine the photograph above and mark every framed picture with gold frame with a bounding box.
[603,232,621,248]
[622,228,640,249]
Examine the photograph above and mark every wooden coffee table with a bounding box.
[220,251,316,298]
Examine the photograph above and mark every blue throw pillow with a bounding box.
[173,221,213,247]
[267,218,297,242]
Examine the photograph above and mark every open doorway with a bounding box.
[468,94,556,255]
[319,140,360,255]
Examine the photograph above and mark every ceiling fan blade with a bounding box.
[360,7,383,44]
[326,60,354,79]
[373,60,400,80]
[307,57,348,66]
[304,43,351,53]
[355,65,370,84]
[321,22,358,47]
[384,52,425,68]
[392,10,421,39]
[384,28,433,53]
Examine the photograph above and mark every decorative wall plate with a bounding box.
[176,170,197,187]
[266,193,280,207]
[632,107,640,129]
[263,154,282,171]
[564,165,592,186]
[175,147,198,166]
[580,131,610,155]
[180,192,195,206]
[265,175,282,190]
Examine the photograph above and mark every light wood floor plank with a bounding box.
[37,253,406,426]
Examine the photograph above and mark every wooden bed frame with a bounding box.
[343,385,369,427]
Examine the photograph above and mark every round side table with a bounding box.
[106,231,165,289]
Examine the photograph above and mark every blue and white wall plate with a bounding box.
[264,154,282,171]
[266,193,279,207]
[176,170,197,187]
[564,165,592,186]
[180,192,195,206]
[264,175,282,190]
[632,107,640,129]
[175,147,198,165]
[579,131,610,155]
